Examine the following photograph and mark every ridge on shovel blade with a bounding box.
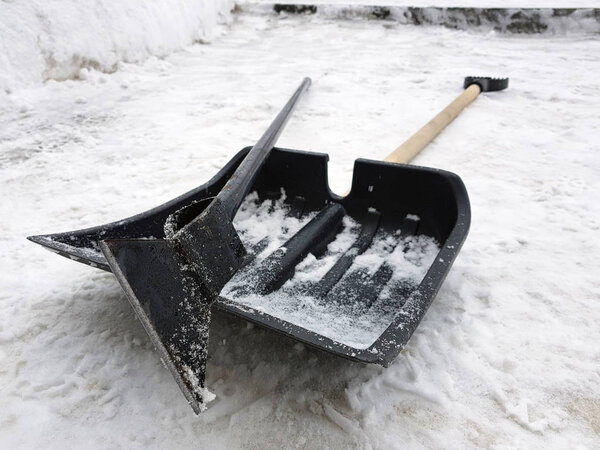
[96,78,311,413]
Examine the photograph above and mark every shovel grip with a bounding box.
[384,84,481,164]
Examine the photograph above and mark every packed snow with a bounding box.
[226,192,440,348]
[0,0,233,94]
[1,3,600,449]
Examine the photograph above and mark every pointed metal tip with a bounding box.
[27,233,64,254]
[27,234,47,244]
[27,233,108,269]
[100,239,214,414]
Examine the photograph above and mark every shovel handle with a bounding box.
[384,83,481,164]
[218,77,311,220]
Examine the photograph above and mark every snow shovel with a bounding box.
[104,78,311,412]
[29,76,507,413]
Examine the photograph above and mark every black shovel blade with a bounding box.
[26,147,249,271]
[29,147,470,367]
[101,239,214,413]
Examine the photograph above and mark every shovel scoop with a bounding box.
[100,78,311,413]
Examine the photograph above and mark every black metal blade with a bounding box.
[100,239,214,414]
[27,233,108,269]
[217,78,311,220]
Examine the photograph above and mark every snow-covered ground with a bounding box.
[1,4,600,449]
[0,0,232,93]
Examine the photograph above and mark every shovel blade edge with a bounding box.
[100,239,214,414]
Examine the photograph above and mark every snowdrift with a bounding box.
[0,0,233,94]
[261,4,600,35]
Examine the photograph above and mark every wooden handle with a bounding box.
[384,83,481,164]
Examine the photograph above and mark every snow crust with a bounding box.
[1,5,600,450]
[0,0,233,94]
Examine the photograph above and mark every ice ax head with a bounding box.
[464,76,509,92]
[100,197,246,413]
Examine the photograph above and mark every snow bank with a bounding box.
[0,0,233,94]
[249,3,600,34]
